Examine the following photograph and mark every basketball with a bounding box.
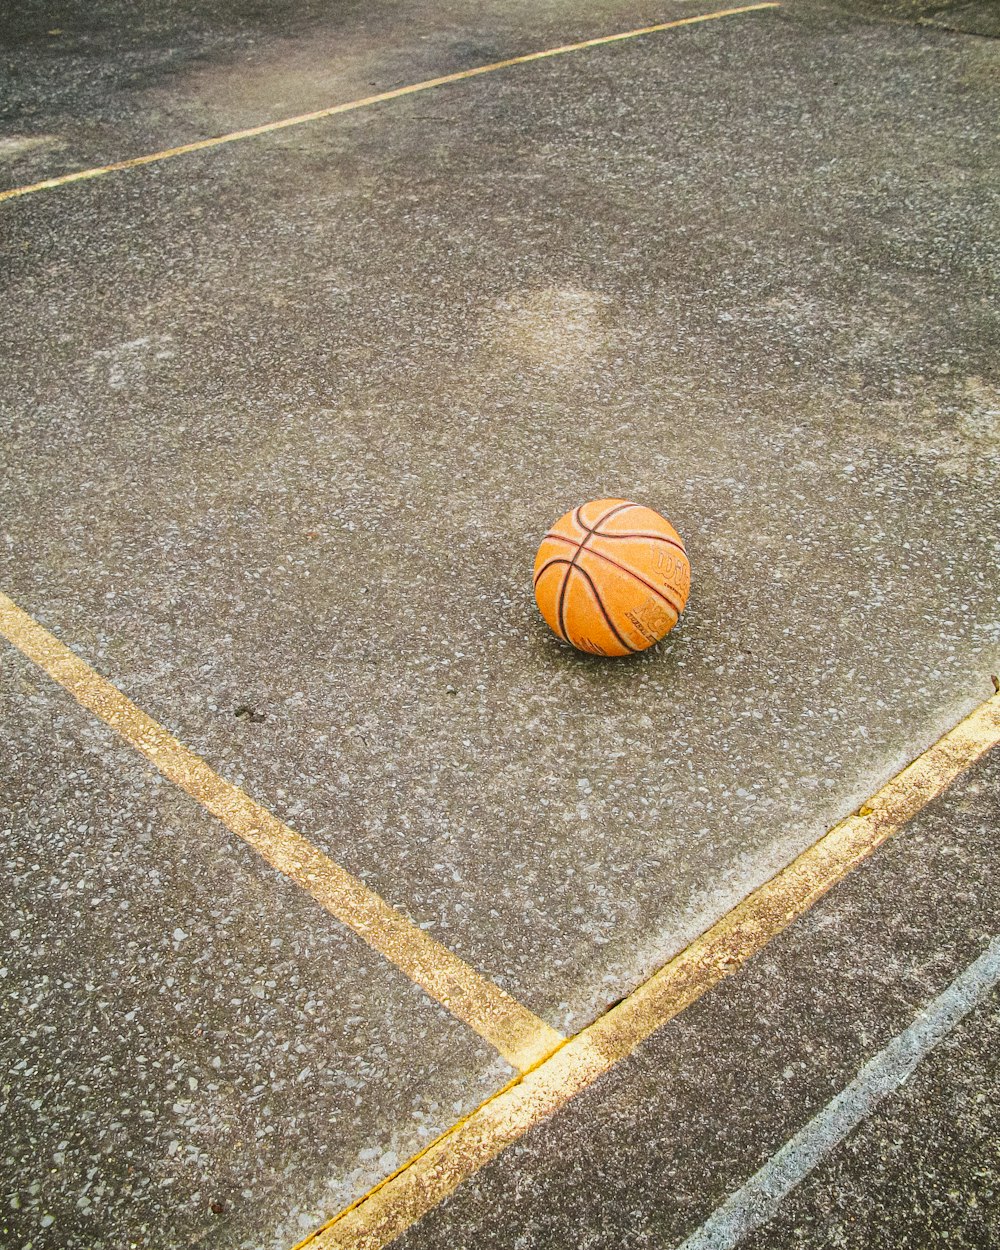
[533,498,691,656]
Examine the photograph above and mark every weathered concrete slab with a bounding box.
[4,0,997,1031]
[0,650,509,1250]
[394,746,1000,1250]
[2,0,999,1245]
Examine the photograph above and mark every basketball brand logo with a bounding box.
[656,547,691,595]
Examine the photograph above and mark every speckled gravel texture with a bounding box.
[395,747,1000,1250]
[2,0,999,1246]
[1,649,509,1249]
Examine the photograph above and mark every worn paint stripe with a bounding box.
[0,5,780,205]
[296,689,1000,1250]
[0,592,563,1071]
[677,938,1000,1250]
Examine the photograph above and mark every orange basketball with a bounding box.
[533,498,691,656]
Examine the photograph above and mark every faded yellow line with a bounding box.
[296,688,1000,1250]
[0,5,779,205]
[0,592,562,1071]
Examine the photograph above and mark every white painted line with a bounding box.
[677,937,1000,1250]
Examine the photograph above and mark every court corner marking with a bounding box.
[0,591,562,1072]
[295,686,1000,1250]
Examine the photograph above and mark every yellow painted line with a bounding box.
[0,4,779,205]
[0,592,562,1071]
[296,688,1000,1250]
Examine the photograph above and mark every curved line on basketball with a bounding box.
[576,500,638,535]
[533,554,573,589]
[558,501,636,641]
[543,530,584,556]
[580,544,684,617]
[555,562,574,644]
[534,558,573,641]
[591,530,687,555]
[570,564,639,654]
[542,531,584,553]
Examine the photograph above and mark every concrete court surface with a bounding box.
[1,0,998,1246]
[396,745,1000,1250]
[397,740,1000,1250]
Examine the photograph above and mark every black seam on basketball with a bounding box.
[555,564,574,644]
[580,500,634,533]
[579,544,683,616]
[541,532,583,554]
[534,558,574,641]
[590,502,637,532]
[589,530,687,556]
[533,555,572,590]
[543,530,585,557]
[555,520,690,555]
[572,564,639,653]
[591,504,686,557]
[544,515,685,618]
[558,502,636,642]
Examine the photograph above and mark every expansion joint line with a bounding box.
[296,687,1000,1250]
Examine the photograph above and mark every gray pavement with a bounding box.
[2,647,508,1250]
[395,746,1000,1250]
[2,0,999,1247]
